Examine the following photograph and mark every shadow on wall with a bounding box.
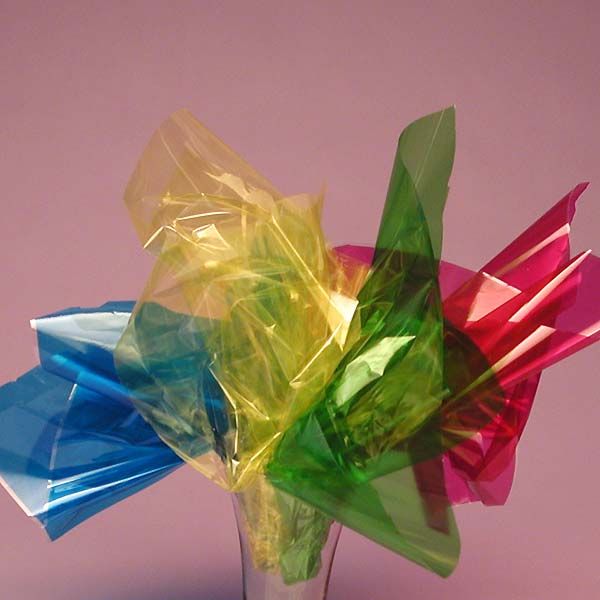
[71,563,457,600]
[86,576,239,600]
[85,574,404,600]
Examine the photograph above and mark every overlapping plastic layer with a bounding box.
[334,182,600,507]
[112,108,599,576]
[114,109,367,493]
[0,108,598,579]
[0,303,182,539]
[271,188,600,574]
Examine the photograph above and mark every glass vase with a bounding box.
[233,476,341,600]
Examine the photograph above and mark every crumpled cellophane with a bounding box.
[0,303,182,540]
[269,191,600,576]
[115,110,366,492]
[115,107,467,575]
[111,107,600,578]
[1,107,598,583]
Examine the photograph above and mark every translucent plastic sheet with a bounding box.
[332,183,600,507]
[114,109,363,492]
[267,108,465,574]
[1,108,598,581]
[0,303,182,539]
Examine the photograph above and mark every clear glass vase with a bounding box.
[233,477,341,600]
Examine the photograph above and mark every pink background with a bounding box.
[1,2,599,599]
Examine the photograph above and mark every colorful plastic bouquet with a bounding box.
[1,107,598,598]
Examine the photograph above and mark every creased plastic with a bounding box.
[114,109,365,492]
[0,108,598,582]
[0,303,182,539]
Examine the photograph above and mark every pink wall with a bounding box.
[1,2,598,598]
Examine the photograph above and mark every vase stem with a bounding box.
[233,480,340,600]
